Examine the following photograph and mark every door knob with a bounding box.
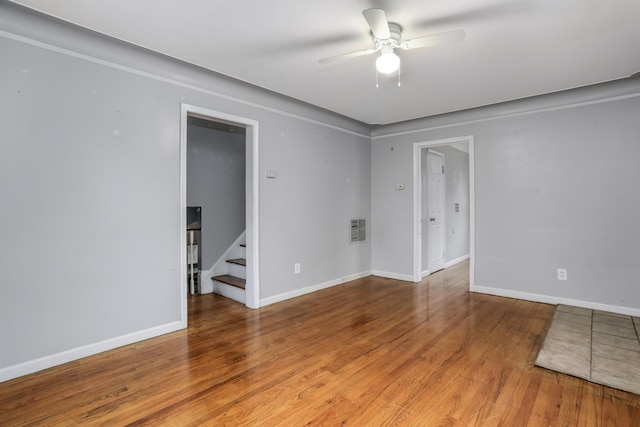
[430,218,436,222]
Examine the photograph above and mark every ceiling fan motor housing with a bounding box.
[373,22,402,50]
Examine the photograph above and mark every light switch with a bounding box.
[267,170,278,179]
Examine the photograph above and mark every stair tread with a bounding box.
[226,258,246,266]
[212,274,246,289]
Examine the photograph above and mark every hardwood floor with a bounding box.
[2,261,639,426]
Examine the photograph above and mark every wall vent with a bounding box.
[350,219,366,243]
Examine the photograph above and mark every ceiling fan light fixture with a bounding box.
[376,51,400,74]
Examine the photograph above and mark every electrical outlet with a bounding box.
[557,268,567,281]
[294,263,301,274]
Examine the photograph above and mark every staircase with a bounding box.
[210,243,246,304]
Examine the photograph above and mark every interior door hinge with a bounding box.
[442,165,445,174]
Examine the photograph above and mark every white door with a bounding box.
[427,150,445,273]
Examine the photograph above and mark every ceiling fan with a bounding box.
[319,8,465,78]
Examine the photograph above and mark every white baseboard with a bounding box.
[421,269,430,279]
[472,285,640,317]
[200,278,214,294]
[0,320,185,384]
[371,270,415,282]
[444,254,470,269]
[260,271,372,307]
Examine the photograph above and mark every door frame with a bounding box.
[413,135,474,290]
[180,103,260,320]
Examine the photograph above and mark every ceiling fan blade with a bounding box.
[362,8,391,39]
[318,48,378,64]
[400,29,466,50]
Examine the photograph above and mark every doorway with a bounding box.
[186,117,245,298]
[413,136,474,289]
[179,104,260,323]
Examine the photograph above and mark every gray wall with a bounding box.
[187,121,246,269]
[0,3,371,380]
[372,79,640,312]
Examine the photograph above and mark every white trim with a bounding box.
[260,271,372,307]
[371,270,415,282]
[469,140,475,291]
[371,92,640,140]
[3,26,639,140]
[248,124,260,309]
[3,30,640,138]
[421,269,430,279]
[0,30,369,139]
[413,136,475,291]
[181,104,260,309]
[179,105,189,325]
[473,286,640,318]
[0,321,183,383]
[444,254,470,269]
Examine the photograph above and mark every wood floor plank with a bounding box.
[2,260,640,425]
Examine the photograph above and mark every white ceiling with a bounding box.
[10,0,640,125]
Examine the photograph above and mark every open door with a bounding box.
[427,149,445,273]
